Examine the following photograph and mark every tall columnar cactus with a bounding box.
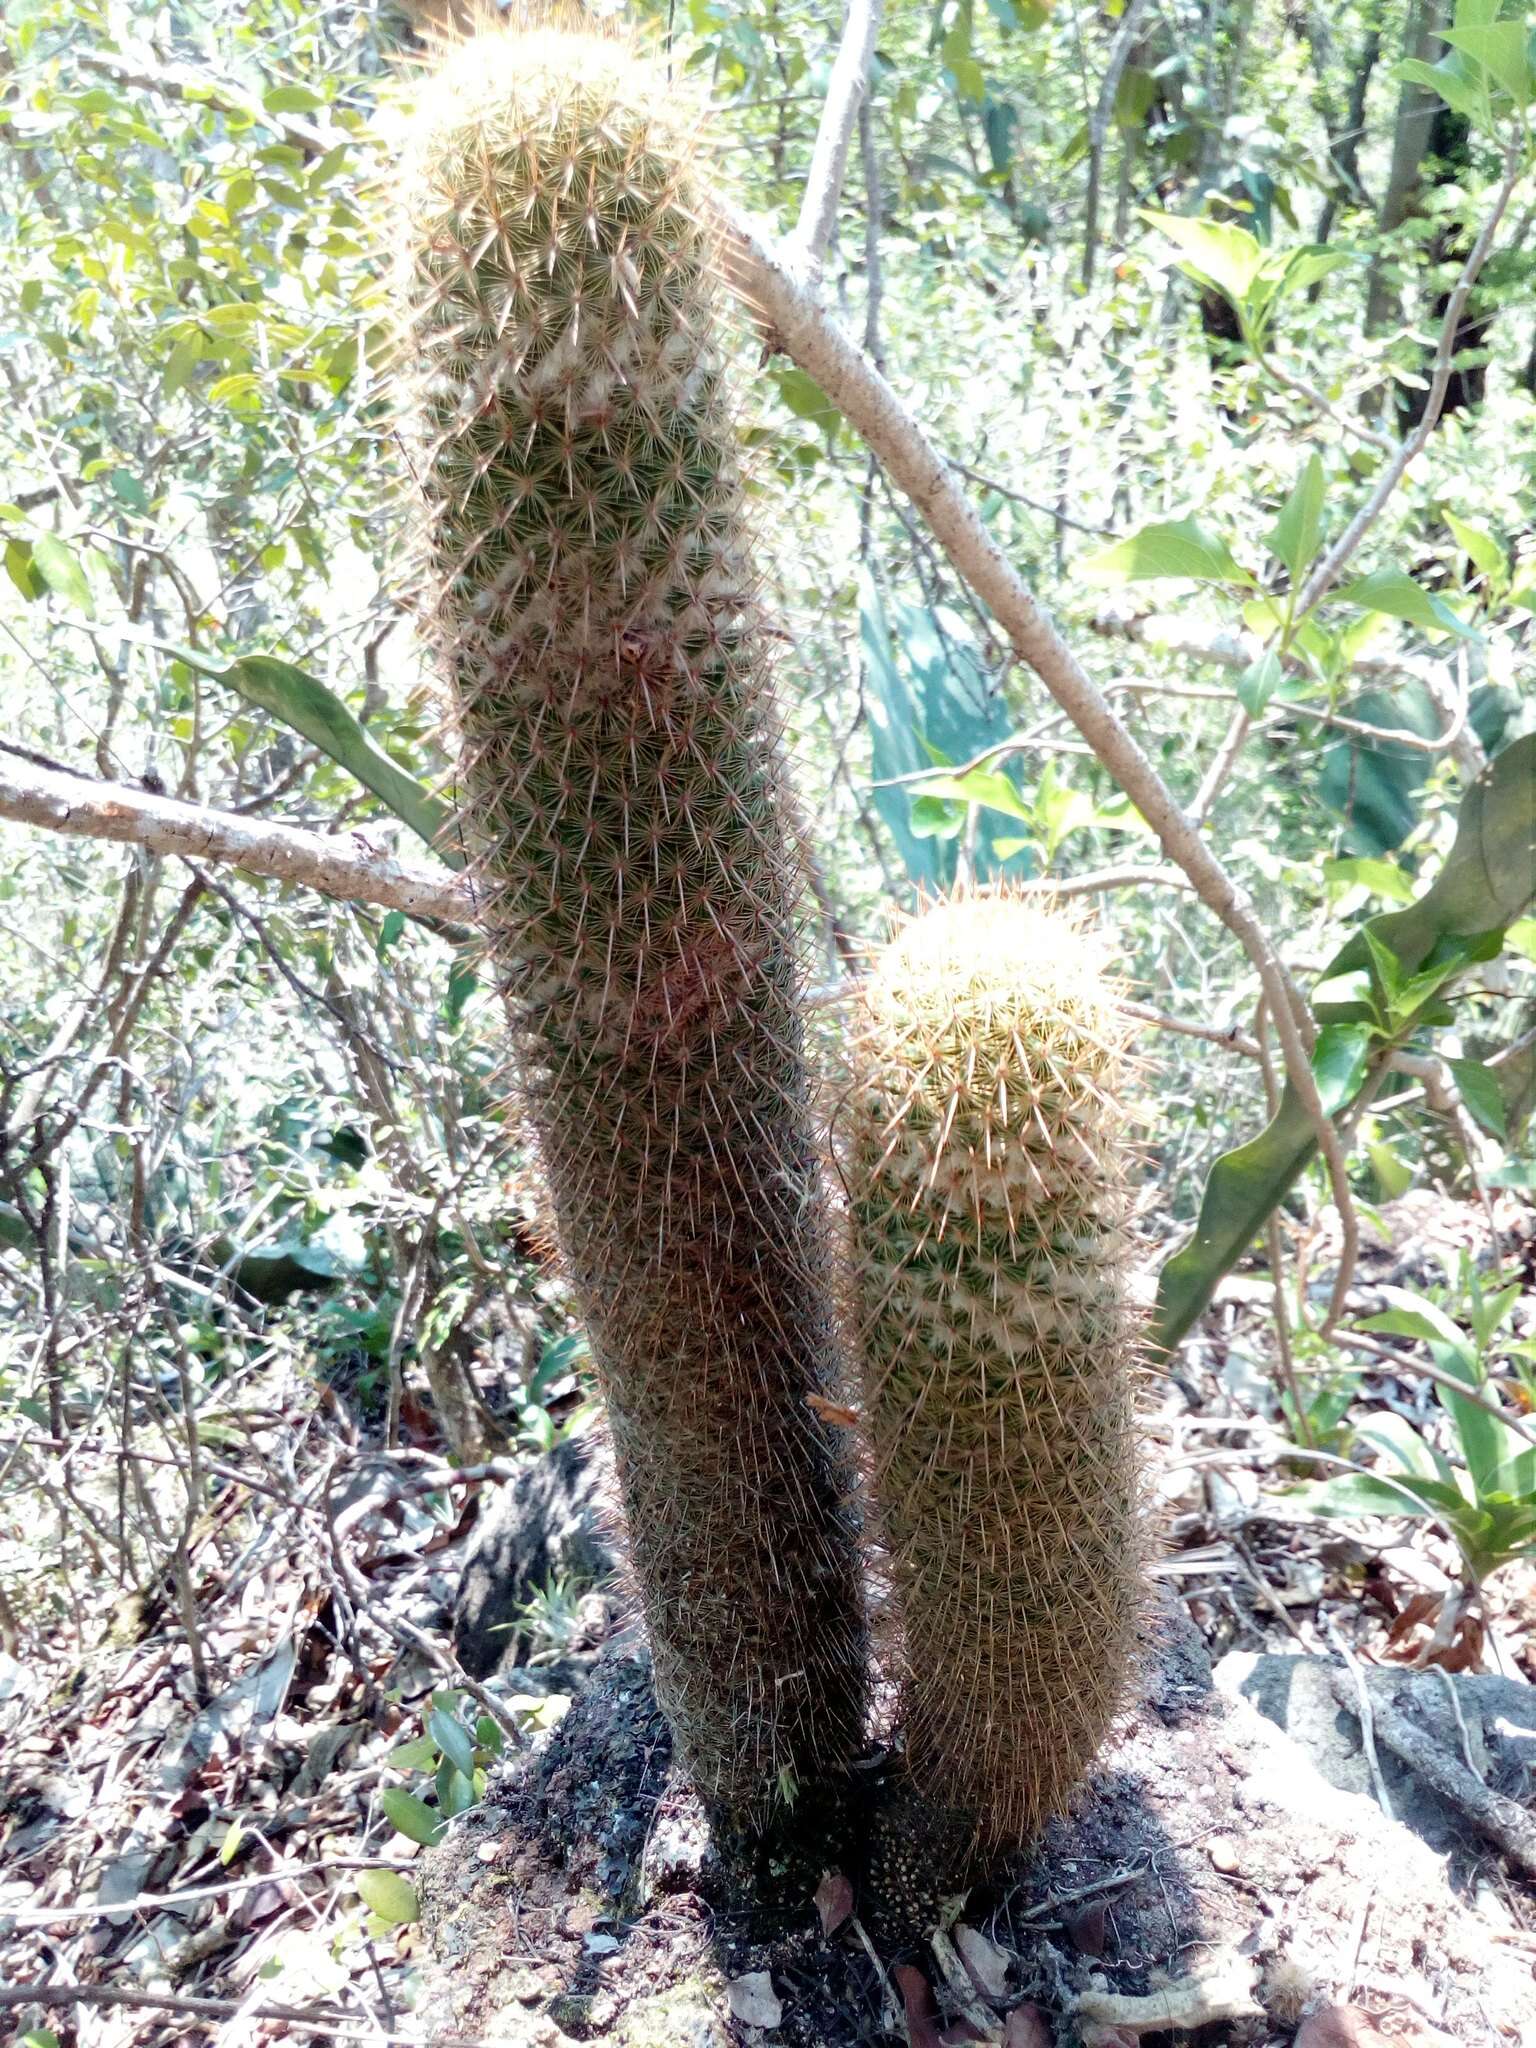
[843,893,1144,1851]
[395,28,865,1812]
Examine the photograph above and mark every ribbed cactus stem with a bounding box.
[396,27,865,1813]
[844,894,1144,1851]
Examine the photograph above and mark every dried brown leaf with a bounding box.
[815,1867,854,1936]
[1064,1898,1107,1956]
[1002,2003,1051,2047]
[895,1961,946,2048]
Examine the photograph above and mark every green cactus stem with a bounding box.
[393,26,865,1816]
[843,892,1144,1851]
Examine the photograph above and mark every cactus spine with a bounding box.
[844,894,1144,1850]
[396,28,865,1812]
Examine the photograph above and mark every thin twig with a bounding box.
[1323,1613,1394,1821]
[1293,138,1527,623]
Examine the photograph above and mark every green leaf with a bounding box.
[376,908,407,961]
[356,1868,419,1925]
[1323,858,1416,906]
[908,766,1032,822]
[773,367,841,437]
[1236,647,1283,715]
[31,534,93,613]
[4,539,41,601]
[1336,569,1480,640]
[1353,1410,1454,1485]
[162,331,203,399]
[1330,734,1536,972]
[1313,1022,1372,1113]
[435,1758,476,1818]
[1395,55,1488,124]
[1291,1473,1439,1519]
[1139,210,1263,303]
[1367,1136,1415,1198]
[909,794,965,838]
[1443,510,1505,582]
[379,1785,444,1847]
[1448,1056,1508,1140]
[444,948,478,1026]
[1439,23,1533,103]
[429,1707,477,1780]
[1268,452,1326,581]
[211,655,458,863]
[388,1734,439,1771]
[1151,735,1536,1358]
[264,83,326,114]
[1080,516,1251,586]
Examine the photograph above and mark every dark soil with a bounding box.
[415,1604,1536,2046]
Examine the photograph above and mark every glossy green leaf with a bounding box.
[1448,1056,1508,1140]
[1268,452,1326,581]
[1236,647,1283,715]
[1080,516,1250,586]
[428,1706,477,1780]
[379,1785,443,1847]
[202,653,458,863]
[435,1758,475,1818]
[1139,210,1263,302]
[1290,1472,1440,1519]
[1439,23,1533,102]
[1151,735,1536,1357]
[1336,569,1479,640]
[1323,858,1416,905]
[1395,55,1488,124]
[162,332,203,398]
[1312,1022,1373,1113]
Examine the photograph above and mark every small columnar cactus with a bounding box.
[843,893,1144,1851]
[395,26,865,1813]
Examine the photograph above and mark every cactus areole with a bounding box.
[395,29,865,1814]
[845,894,1145,1851]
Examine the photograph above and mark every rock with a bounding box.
[1214,1650,1536,1863]
[452,1432,618,1678]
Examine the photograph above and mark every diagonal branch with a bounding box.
[0,752,469,929]
[716,205,1371,1306]
[794,0,884,273]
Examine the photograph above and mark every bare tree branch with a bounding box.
[1294,139,1528,623]
[794,0,884,272]
[719,206,1325,1045]
[76,47,339,157]
[0,753,468,929]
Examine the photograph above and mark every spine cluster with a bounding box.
[396,27,865,1814]
[842,894,1144,1850]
